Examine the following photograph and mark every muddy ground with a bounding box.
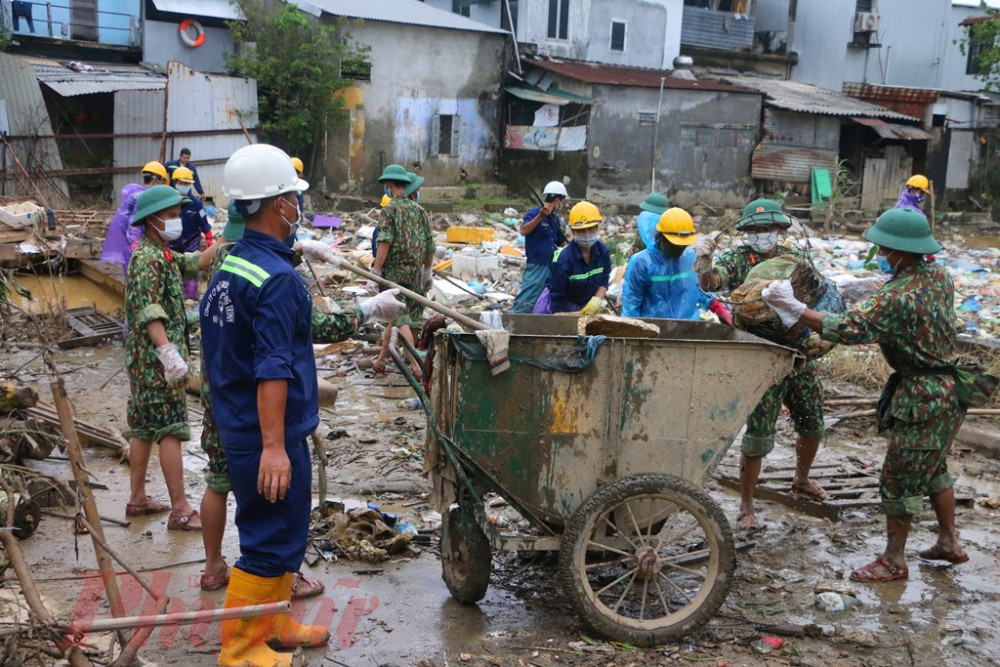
[2,333,1000,667]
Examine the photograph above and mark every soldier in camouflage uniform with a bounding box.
[762,207,969,582]
[371,164,435,376]
[123,185,202,531]
[697,199,827,530]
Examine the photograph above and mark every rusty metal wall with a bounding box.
[0,53,69,205]
[762,108,840,150]
[163,62,258,201]
[112,89,165,205]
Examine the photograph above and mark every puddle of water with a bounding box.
[11,273,123,313]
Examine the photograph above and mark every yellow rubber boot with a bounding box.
[218,567,298,667]
[268,572,331,649]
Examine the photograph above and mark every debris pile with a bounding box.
[310,503,417,564]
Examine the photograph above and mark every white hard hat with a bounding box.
[222,144,309,200]
[542,181,568,197]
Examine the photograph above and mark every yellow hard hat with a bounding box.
[656,208,697,246]
[291,157,304,176]
[142,161,168,180]
[172,166,195,183]
[568,201,602,230]
[380,194,392,207]
[906,174,929,192]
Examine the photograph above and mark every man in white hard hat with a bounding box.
[200,144,405,665]
[510,181,568,313]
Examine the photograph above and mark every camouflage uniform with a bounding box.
[713,244,825,456]
[199,241,364,493]
[820,261,964,516]
[124,236,198,443]
[378,195,434,328]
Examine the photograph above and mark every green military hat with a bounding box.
[223,202,245,241]
[404,171,425,196]
[639,192,669,216]
[377,164,413,184]
[737,198,791,230]
[131,185,190,224]
[863,207,941,255]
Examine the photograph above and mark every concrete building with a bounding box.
[290,0,509,195]
[505,56,762,207]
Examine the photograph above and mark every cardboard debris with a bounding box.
[578,314,661,338]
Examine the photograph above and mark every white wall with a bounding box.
[943,4,995,93]
[421,0,504,29]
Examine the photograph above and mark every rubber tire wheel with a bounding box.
[441,507,492,604]
[559,473,735,647]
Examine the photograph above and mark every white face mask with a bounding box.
[746,230,779,253]
[575,232,599,249]
[176,184,192,195]
[155,215,183,242]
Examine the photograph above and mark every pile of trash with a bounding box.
[308,503,418,564]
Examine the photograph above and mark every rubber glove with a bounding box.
[204,231,213,247]
[421,265,434,291]
[761,279,806,327]
[359,288,406,323]
[708,299,733,327]
[580,296,606,316]
[364,266,381,296]
[692,236,716,275]
[153,343,189,387]
[295,239,340,266]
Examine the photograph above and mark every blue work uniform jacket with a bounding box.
[621,246,701,320]
[548,240,612,313]
[200,229,318,449]
[521,205,567,265]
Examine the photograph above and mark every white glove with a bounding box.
[761,280,806,328]
[154,343,189,387]
[421,265,434,291]
[295,239,340,266]
[359,288,406,323]
[692,235,716,275]
[364,267,381,296]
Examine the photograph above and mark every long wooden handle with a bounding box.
[337,259,490,332]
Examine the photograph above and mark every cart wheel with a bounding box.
[559,473,735,646]
[441,507,492,604]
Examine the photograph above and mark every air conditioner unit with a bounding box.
[855,12,880,33]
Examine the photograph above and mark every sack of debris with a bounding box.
[730,256,845,359]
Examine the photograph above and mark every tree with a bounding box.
[960,3,1000,92]
[226,0,369,169]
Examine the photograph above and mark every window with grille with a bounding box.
[610,21,626,52]
[548,0,569,39]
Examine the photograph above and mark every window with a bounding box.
[340,60,372,82]
[610,21,626,52]
[452,0,470,17]
[501,0,518,36]
[638,112,656,126]
[432,114,461,157]
[967,37,988,76]
[547,0,569,40]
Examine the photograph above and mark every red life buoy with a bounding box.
[179,19,205,48]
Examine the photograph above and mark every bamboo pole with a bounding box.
[71,601,290,635]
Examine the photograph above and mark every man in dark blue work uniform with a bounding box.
[534,201,612,315]
[510,180,568,313]
[200,144,404,666]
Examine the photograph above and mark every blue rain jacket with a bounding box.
[621,246,701,320]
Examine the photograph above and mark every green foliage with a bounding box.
[226,0,369,158]
[958,3,1000,92]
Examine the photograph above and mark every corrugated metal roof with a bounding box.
[752,143,838,183]
[151,0,243,20]
[293,0,507,34]
[30,57,165,97]
[0,53,69,203]
[959,15,993,26]
[506,86,593,105]
[842,83,939,120]
[852,117,933,140]
[723,75,918,120]
[524,57,756,93]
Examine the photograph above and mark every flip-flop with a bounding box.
[290,571,325,599]
[850,555,908,582]
[918,545,969,564]
[200,561,230,591]
[167,510,203,532]
[371,360,390,374]
[791,482,829,502]
[125,496,171,517]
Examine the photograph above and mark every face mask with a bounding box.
[876,255,892,274]
[915,194,926,204]
[154,216,183,242]
[278,197,301,247]
[414,191,421,202]
[176,184,192,195]
[656,235,685,259]
[746,230,779,253]
[575,232,599,249]
[384,186,392,197]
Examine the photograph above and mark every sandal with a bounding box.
[371,360,390,374]
[290,571,325,600]
[790,481,829,502]
[167,510,203,532]
[850,555,908,582]
[918,545,969,564]
[125,496,171,517]
[200,561,230,591]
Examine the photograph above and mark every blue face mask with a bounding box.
[876,255,892,274]
[414,191,421,202]
[915,194,926,204]
[384,186,392,197]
